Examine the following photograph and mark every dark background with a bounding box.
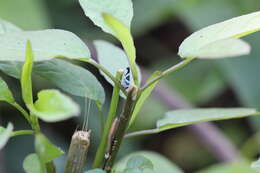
[1,0,260,172]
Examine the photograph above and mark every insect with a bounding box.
[121,67,131,89]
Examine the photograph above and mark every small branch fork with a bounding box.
[93,70,124,168]
[90,57,196,171]
[103,86,138,172]
[141,57,195,91]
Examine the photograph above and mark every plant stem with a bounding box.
[34,116,40,131]
[93,70,124,168]
[64,130,90,173]
[141,57,195,91]
[30,114,40,132]
[46,161,56,173]
[103,86,138,172]
[11,102,31,125]
[79,59,127,96]
[12,103,40,132]
[11,130,34,137]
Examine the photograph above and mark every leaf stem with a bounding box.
[79,59,127,96]
[11,130,34,137]
[141,57,195,91]
[11,102,31,125]
[103,86,138,172]
[93,70,124,169]
[31,115,40,132]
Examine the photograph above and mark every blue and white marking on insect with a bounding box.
[121,67,131,89]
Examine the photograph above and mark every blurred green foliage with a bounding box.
[1,0,260,172]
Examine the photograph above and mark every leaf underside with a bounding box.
[179,11,260,59]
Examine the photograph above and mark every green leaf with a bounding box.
[0,18,22,34]
[114,151,184,173]
[0,127,5,133]
[157,108,257,131]
[102,13,139,85]
[196,161,257,173]
[123,155,153,173]
[129,100,260,137]
[94,40,135,85]
[78,0,139,83]
[179,11,260,59]
[0,123,13,149]
[0,19,23,79]
[85,169,106,173]
[123,168,142,173]
[21,40,33,105]
[252,158,260,172]
[0,59,105,105]
[79,0,133,36]
[0,29,90,61]
[30,89,80,122]
[129,72,160,126]
[35,133,64,163]
[23,153,45,173]
[34,59,105,104]
[0,61,23,79]
[0,77,15,103]
[188,38,251,58]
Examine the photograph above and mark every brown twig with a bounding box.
[64,130,90,173]
[103,86,138,172]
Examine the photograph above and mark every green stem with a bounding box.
[141,57,195,91]
[93,70,124,169]
[11,102,31,125]
[31,114,40,132]
[11,130,34,137]
[104,86,138,172]
[46,161,56,173]
[35,117,40,131]
[79,59,127,96]
[26,104,41,132]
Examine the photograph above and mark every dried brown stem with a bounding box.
[64,131,90,173]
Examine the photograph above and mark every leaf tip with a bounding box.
[25,40,34,61]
